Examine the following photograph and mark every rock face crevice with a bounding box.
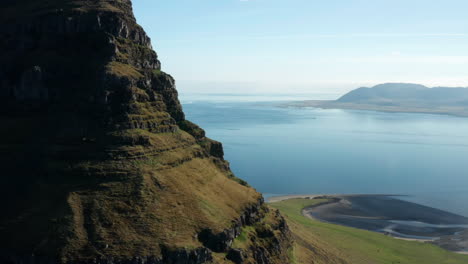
[198,198,266,253]
[0,1,293,263]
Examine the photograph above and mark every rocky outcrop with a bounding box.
[0,247,212,264]
[227,249,248,264]
[199,199,293,264]
[198,199,266,253]
[229,209,292,264]
[14,66,48,102]
[0,1,293,263]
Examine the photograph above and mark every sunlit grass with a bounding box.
[270,198,468,264]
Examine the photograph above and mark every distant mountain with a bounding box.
[338,83,468,107]
[287,83,468,117]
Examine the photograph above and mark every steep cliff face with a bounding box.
[0,1,292,263]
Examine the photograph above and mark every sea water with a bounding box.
[181,93,468,217]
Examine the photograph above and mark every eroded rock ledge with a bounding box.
[1,199,291,264]
[0,1,293,263]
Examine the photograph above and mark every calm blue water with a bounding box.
[181,94,468,217]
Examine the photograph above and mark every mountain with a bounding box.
[287,83,468,117]
[0,1,292,263]
[337,83,468,107]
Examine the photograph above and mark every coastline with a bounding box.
[265,193,405,203]
[266,194,322,203]
[268,194,468,254]
[282,100,468,118]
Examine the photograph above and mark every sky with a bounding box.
[133,0,468,94]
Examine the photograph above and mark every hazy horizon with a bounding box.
[175,80,468,97]
[133,0,468,94]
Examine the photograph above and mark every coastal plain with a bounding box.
[268,195,468,264]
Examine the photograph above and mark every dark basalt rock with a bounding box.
[1,247,211,264]
[226,249,247,264]
[198,202,262,252]
[15,66,48,102]
[204,139,224,159]
[199,227,241,253]
[162,247,212,264]
[178,120,206,139]
[198,199,270,253]
[0,1,293,263]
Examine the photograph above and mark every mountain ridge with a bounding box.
[286,83,468,117]
[338,83,468,106]
[0,1,292,263]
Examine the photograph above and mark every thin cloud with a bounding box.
[252,33,468,40]
[339,55,468,64]
[158,33,468,43]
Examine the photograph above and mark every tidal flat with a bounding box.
[302,195,468,253]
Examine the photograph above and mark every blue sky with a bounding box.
[133,0,468,94]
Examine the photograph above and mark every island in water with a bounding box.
[287,83,468,117]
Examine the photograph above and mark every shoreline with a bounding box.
[268,194,468,255]
[266,194,322,203]
[281,100,468,118]
[266,193,405,203]
[302,203,436,243]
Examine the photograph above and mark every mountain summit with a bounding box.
[338,83,468,106]
[0,1,292,263]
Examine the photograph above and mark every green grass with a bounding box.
[106,61,143,79]
[270,198,468,264]
[288,245,298,264]
[231,226,256,249]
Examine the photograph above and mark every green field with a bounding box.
[269,198,468,264]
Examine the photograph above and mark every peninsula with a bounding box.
[288,83,468,117]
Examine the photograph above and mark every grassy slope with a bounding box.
[270,198,468,264]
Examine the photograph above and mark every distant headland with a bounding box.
[287,83,468,117]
